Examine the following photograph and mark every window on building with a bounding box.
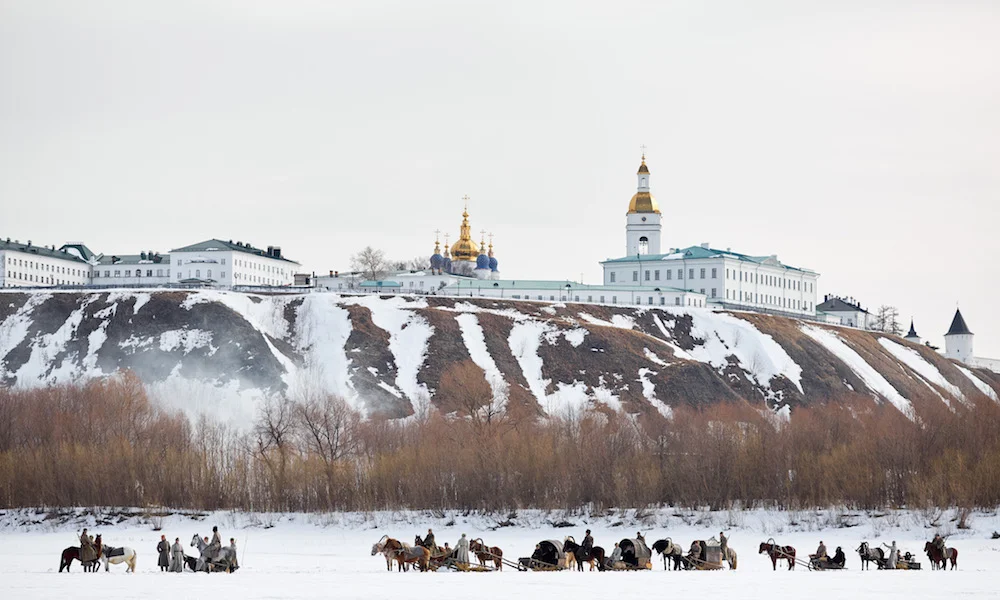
[638,236,649,254]
[632,271,638,282]
[610,272,616,283]
[654,270,660,280]
[700,268,705,279]
[114,270,120,277]
[660,297,665,305]
[644,270,650,281]
[636,297,641,305]
[612,296,617,304]
[104,270,110,277]
[666,270,672,280]
[195,269,200,278]
[599,296,604,303]
[700,288,705,294]
[711,288,717,298]
[648,296,653,304]
[125,270,131,277]
[688,269,694,279]
[712,268,717,278]
[678,269,683,279]
[221,258,226,265]
[675,297,680,306]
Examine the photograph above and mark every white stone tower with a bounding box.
[944,308,974,363]
[625,154,662,256]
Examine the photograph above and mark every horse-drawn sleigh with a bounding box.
[518,539,572,571]
[686,537,737,570]
[605,538,652,571]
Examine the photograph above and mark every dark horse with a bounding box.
[59,547,100,573]
[924,542,958,570]
[759,541,796,571]
[651,539,684,571]
[856,542,884,570]
[562,537,606,571]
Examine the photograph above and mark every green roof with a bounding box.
[601,245,816,273]
[170,239,299,264]
[0,239,88,264]
[360,280,401,288]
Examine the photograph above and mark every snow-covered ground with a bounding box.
[4,507,998,599]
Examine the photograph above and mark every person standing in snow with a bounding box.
[455,534,470,565]
[157,535,170,571]
[884,541,898,569]
[79,528,97,564]
[719,532,729,557]
[229,538,239,569]
[170,537,185,572]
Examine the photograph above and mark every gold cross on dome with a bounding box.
[640,144,647,159]
[434,229,441,242]
[462,195,470,210]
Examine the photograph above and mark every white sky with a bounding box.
[2,1,998,356]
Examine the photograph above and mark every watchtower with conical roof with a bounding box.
[944,308,974,362]
[625,154,662,257]
[903,319,921,345]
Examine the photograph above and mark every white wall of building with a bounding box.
[0,249,90,287]
[945,333,974,362]
[170,250,295,287]
[90,256,171,287]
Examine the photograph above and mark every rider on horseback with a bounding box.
[424,529,436,551]
[581,530,594,560]
[207,526,222,561]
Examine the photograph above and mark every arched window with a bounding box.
[639,236,649,255]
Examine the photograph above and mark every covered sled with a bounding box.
[518,539,570,571]
[688,537,725,570]
[607,538,652,570]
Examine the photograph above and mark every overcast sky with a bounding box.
[2,1,998,355]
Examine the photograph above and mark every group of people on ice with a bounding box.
[151,526,239,572]
[420,528,472,564]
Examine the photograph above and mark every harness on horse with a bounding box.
[105,546,125,558]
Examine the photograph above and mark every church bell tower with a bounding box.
[625,153,662,256]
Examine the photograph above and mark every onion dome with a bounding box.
[476,253,489,269]
[488,239,498,271]
[442,256,452,273]
[627,154,660,214]
[430,237,444,270]
[449,206,480,261]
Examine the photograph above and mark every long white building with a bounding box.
[0,238,91,287]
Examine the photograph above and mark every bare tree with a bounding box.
[350,246,388,281]
[873,305,902,335]
[407,256,430,271]
[295,394,360,466]
[251,394,297,508]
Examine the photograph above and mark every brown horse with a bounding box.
[59,547,100,573]
[924,542,958,570]
[759,541,796,571]
[469,538,503,571]
[385,537,430,572]
[562,537,607,571]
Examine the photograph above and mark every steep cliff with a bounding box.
[1,290,996,424]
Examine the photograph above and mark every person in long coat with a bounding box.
[79,529,97,563]
[209,526,222,559]
[170,537,185,572]
[424,528,436,550]
[229,538,239,569]
[582,529,594,560]
[157,535,170,571]
[455,534,470,565]
[884,541,898,569]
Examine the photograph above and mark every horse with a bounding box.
[469,538,504,571]
[372,535,410,572]
[723,547,738,570]
[384,537,430,572]
[924,541,958,570]
[190,534,237,572]
[856,542,884,570]
[59,546,100,573]
[562,537,605,571]
[652,538,684,571]
[759,541,796,571]
[99,541,137,573]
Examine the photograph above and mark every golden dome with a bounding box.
[637,155,649,174]
[628,191,660,214]
[450,208,480,261]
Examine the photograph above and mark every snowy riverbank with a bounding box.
[3,507,998,599]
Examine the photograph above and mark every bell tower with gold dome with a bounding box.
[625,153,662,256]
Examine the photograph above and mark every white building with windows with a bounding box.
[600,156,820,315]
[169,239,298,287]
[440,278,706,307]
[816,295,872,329]
[0,238,91,287]
[90,251,171,286]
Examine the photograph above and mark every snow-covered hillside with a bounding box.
[0,290,996,426]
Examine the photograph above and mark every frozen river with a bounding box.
[3,508,997,599]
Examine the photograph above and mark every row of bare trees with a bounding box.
[1,368,999,512]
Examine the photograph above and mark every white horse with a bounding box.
[190,534,237,572]
[100,544,137,573]
[371,535,411,572]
